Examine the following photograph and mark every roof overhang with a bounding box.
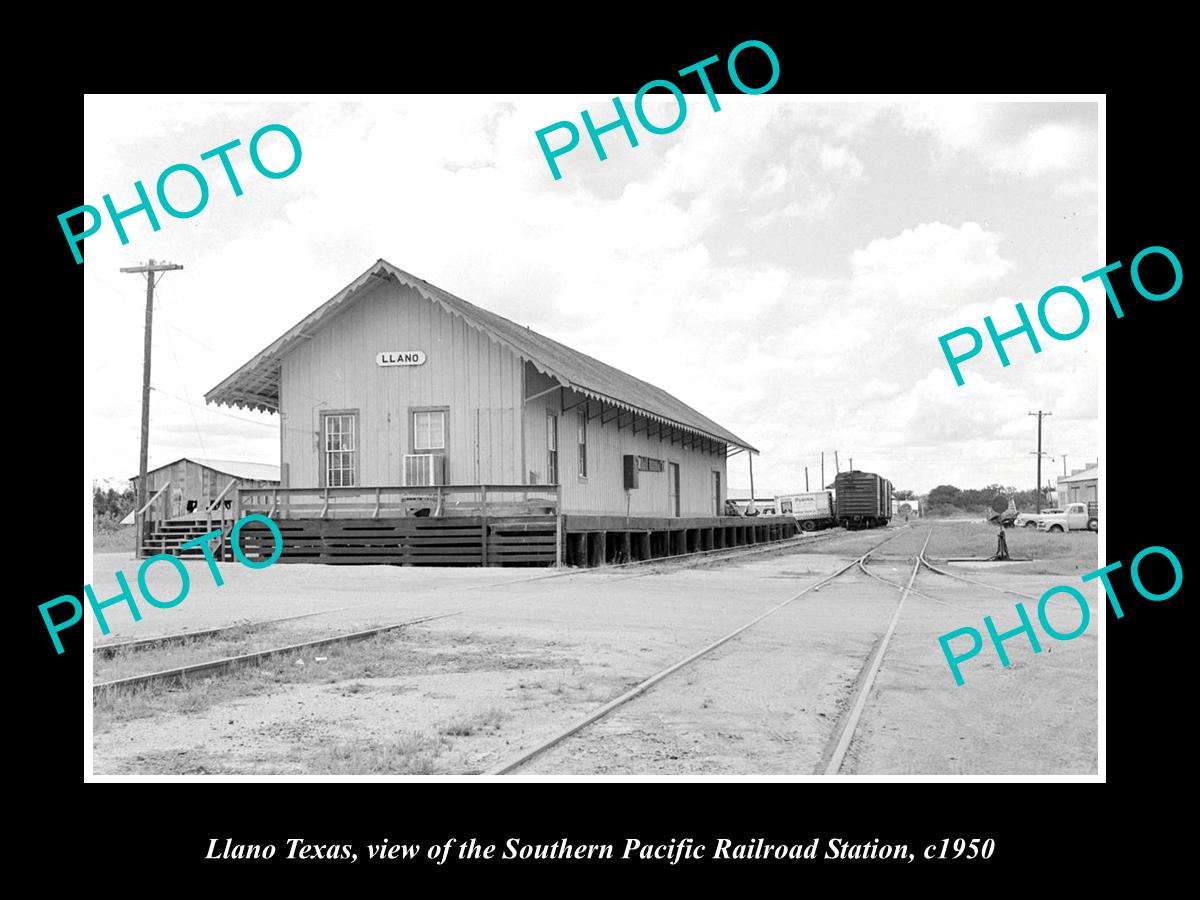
[206,261,758,452]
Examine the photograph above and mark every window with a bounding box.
[413,410,446,451]
[577,410,588,478]
[546,412,559,484]
[637,456,665,472]
[323,413,357,487]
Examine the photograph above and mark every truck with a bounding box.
[776,490,836,532]
[1014,507,1062,528]
[1037,501,1098,533]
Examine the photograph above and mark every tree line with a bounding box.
[94,483,135,531]
[922,484,1049,517]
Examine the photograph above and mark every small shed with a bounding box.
[126,457,280,522]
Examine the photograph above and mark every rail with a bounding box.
[236,484,560,520]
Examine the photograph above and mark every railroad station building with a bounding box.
[201,260,794,566]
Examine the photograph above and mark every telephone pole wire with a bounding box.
[1028,410,1053,514]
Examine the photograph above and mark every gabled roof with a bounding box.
[132,457,281,482]
[205,259,756,452]
[1057,464,1099,484]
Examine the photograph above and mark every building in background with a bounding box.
[125,456,280,523]
[1057,463,1099,506]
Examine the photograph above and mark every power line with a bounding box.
[1028,410,1053,514]
[120,258,183,558]
[157,284,209,460]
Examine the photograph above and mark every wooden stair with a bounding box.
[141,518,232,560]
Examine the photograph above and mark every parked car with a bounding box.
[1037,502,1099,533]
[1015,508,1062,528]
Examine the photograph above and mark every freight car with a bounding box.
[833,470,893,529]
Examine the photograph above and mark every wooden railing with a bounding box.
[135,481,171,558]
[206,479,239,558]
[237,484,560,520]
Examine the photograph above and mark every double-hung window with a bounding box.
[406,409,447,486]
[323,413,357,487]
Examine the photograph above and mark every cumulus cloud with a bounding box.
[849,221,1012,308]
[83,96,1098,494]
[900,102,1094,178]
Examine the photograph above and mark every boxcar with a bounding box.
[833,470,893,529]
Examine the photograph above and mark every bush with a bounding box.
[94,513,127,534]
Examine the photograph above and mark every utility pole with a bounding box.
[805,466,809,492]
[1062,455,1068,476]
[849,457,854,472]
[834,451,840,474]
[1027,410,1052,514]
[121,259,184,557]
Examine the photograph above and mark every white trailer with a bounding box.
[777,491,836,532]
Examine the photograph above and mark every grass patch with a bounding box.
[94,628,570,727]
[928,521,1098,571]
[93,525,135,553]
[439,708,506,737]
[313,733,450,775]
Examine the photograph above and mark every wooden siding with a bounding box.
[280,280,524,488]
[522,367,728,516]
[134,461,276,520]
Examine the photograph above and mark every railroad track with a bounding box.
[92,611,459,694]
[93,524,871,695]
[819,528,931,774]
[483,526,919,776]
[93,605,367,657]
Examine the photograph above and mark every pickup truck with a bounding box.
[1015,508,1061,528]
[1037,502,1099,533]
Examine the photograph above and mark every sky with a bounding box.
[83,95,1100,496]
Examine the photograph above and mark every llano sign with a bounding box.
[376,350,426,367]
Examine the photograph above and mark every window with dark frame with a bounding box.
[547,412,559,484]
[323,413,357,487]
[577,409,587,478]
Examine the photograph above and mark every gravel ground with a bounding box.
[91,524,1099,776]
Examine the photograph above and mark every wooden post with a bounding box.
[638,531,651,561]
[556,514,564,567]
[621,530,632,563]
[481,516,489,567]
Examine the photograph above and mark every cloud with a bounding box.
[849,221,1012,309]
[82,97,1098,495]
[900,102,1093,178]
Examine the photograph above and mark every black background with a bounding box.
[24,19,1187,886]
